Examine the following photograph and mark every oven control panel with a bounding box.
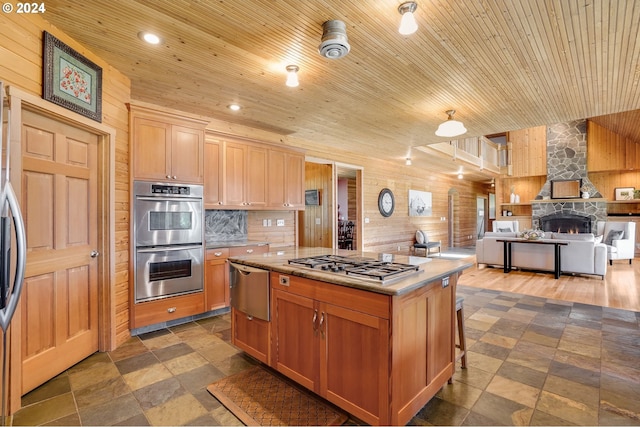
[151,184,191,195]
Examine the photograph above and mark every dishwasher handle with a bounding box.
[229,262,268,276]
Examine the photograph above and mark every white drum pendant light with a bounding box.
[435,110,467,138]
[318,20,351,59]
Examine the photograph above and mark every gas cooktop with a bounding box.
[287,254,421,284]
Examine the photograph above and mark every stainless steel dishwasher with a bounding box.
[229,262,270,321]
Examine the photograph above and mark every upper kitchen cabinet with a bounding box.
[268,149,305,209]
[204,132,305,210]
[128,103,208,184]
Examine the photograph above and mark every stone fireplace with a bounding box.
[531,119,607,232]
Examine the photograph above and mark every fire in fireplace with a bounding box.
[540,213,591,233]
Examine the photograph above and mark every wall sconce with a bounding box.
[491,178,495,187]
[398,2,418,35]
[285,65,299,87]
[435,110,467,138]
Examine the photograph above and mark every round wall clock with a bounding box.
[378,188,395,217]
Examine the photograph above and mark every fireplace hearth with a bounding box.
[540,213,591,234]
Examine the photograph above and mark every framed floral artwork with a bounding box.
[42,31,102,122]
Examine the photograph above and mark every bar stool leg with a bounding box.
[449,296,467,383]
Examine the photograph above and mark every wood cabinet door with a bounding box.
[285,152,305,208]
[205,249,229,311]
[271,289,318,391]
[171,124,204,184]
[20,110,100,394]
[204,138,222,207]
[267,149,287,207]
[319,302,389,425]
[246,145,267,207]
[232,308,270,364]
[132,117,171,181]
[223,142,246,206]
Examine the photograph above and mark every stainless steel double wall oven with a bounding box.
[133,181,204,303]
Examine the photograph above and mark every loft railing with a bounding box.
[416,136,505,174]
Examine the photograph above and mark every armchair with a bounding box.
[492,220,520,233]
[596,221,636,265]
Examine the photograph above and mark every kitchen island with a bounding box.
[228,247,473,426]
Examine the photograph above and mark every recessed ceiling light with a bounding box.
[228,104,241,111]
[138,32,161,45]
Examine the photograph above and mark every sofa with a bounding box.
[595,221,636,265]
[476,231,608,279]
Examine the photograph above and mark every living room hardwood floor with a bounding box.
[464,255,640,311]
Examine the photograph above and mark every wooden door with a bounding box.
[171,124,204,183]
[20,110,99,394]
[320,302,389,425]
[271,289,318,391]
[132,117,171,181]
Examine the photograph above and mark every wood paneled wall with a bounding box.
[2,15,132,347]
[247,211,296,248]
[587,121,640,172]
[298,163,333,248]
[507,126,547,177]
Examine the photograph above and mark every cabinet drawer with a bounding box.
[132,292,204,329]
[271,273,390,319]
[229,244,269,256]
[206,248,230,260]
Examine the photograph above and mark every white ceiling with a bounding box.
[42,0,640,179]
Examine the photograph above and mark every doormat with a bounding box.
[207,365,348,426]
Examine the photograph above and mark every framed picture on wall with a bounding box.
[614,187,635,201]
[42,31,103,122]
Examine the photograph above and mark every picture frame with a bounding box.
[408,189,432,217]
[305,189,320,206]
[614,187,635,201]
[42,31,102,122]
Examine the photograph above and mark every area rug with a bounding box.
[207,365,348,426]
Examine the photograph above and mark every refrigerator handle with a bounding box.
[0,182,26,332]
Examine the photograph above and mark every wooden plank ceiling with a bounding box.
[42,0,640,180]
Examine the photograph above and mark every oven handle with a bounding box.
[136,245,203,253]
[135,196,202,203]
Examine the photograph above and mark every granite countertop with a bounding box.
[205,240,270,249]
[228,247,473,296]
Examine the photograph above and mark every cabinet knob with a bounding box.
[166,175,171,179]
[167,307,177,313]
[246,249,254,254]
[172,176,177,180]
[247,315,253,321]
[214,252,223,257]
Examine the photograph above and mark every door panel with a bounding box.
[20,110,99,394]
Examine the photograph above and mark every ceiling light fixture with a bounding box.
[138,31,161,45]
[458,173,464,180]
[406,158,412,166]
[228,104,241,111]
[435,110,467,138]
[491,178,495,187]
[285,65,299,87]
[398,2,418,35]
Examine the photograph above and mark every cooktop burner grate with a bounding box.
[288,255,420,283]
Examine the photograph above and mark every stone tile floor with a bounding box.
[12,285,640,426]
